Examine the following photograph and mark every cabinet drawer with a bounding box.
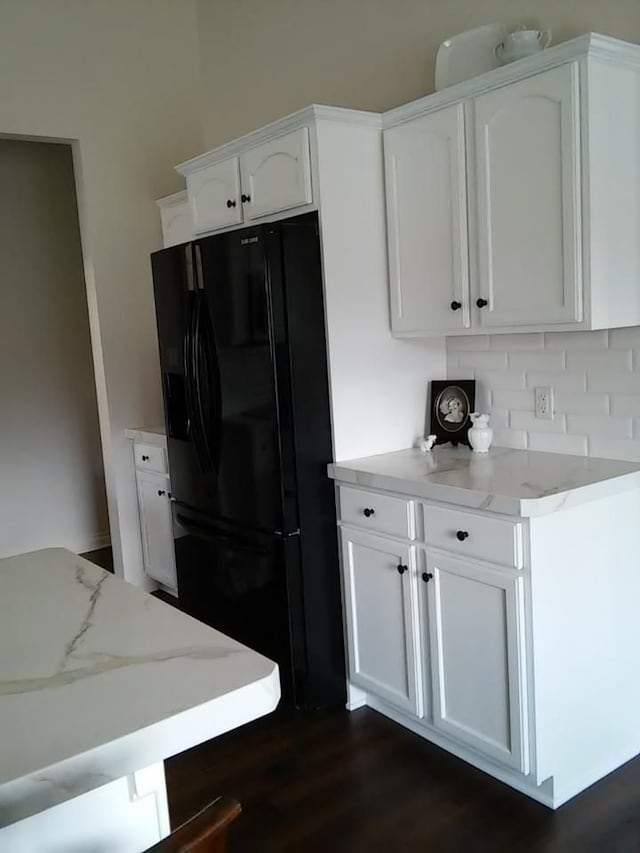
[339,487,415,540]
[133,443,167,475]
[422,504,523,568]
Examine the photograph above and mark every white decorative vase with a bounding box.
[468,413,493,453]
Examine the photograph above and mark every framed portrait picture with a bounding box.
[429,380,476,447]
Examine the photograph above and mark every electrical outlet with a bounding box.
[535,386,554,420]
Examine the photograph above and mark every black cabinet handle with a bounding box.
[397,564,408,575]
[456,530,469,541]
[241,193,251,203]
[226,199,237,208]
[363,507,375,518]
[476,298,488,308]
[421,572,433,583]
[450,300,462,311]
[141,454,150,461]
[157,489,166,497]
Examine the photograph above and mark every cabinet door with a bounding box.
[473,63,581,328]
[341,529,422,716]
[385,104,470,333]
[425,551,529,772]
[187,156,243,234]
[137,471,177,589]
[159,198,193,248]
[239,127,312,220]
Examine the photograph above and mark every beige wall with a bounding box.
[0,0,203,581]
[196,0,640,147]
[0,140,109,557]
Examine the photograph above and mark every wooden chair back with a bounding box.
[146,796,242,853]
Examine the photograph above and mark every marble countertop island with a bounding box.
[328,446,640,516]
[0,549,279,848]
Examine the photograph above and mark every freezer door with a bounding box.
[173,511,306,706]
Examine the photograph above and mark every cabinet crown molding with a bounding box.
[383,32,640,128]
[175,104,382,176]
[156,189,188,209]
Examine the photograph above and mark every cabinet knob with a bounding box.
[450,300,462,311]
[421,572,433,583]
[157,489,166,497]
[241,193,251,203]
[397,563,408,575]
[456,530,469,541]
[363,507,375,518]
[226,199,237,208]
[476,298,488,308]
[141,454,150,461]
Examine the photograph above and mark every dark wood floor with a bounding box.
[165,706,640,852]
[79,546,114,572]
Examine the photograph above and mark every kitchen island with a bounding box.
[0,548,279,852]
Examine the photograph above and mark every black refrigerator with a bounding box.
[150,212,345,709]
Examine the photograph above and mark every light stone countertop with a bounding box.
[328,446,640,517]
[124,425,167,446]
[0,549,279,828]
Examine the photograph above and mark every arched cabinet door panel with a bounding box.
[472,62,582,329]
[240,128,312,220]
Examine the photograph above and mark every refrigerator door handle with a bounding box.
[183,291,210,473]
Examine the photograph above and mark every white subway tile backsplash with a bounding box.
[510,411,567,433]
[489,333,544,350]
[526,372,587,391]
[492,388,535,411]
[458,351,508,370]
[492,428,528,449]
[447,335,490,351]
[611,395,640,417]
[529,433,588,455]
[588,373,640,394]
[446,325,640,462]
[544,330,608,350]
[508,350,565,371]
[566,415,632,439]
[566,350,632,372]
[554,392,609,415]
[609,327,640,349]
[474,370,526,390]
[588,437,640,462]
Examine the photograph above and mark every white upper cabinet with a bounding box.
[157,191,194,248]
[187,156,243,234]
[473,64,581,328]
[383,36,640,336]
[240,127,312,220]
[178,125,313,236]
[385,104,470,333]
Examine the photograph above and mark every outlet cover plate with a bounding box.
[535,386,554,420]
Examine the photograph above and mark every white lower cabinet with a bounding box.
[136,470,177,590]
[340,528,422,716]
[425,551,529,773]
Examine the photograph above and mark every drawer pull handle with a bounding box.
[476,298,488,308]
[456,530,469,541]
[141,454,150,461]
[157,489,166,497]
[450,300,462,311]
[397,564,408,575]
[421,572,433,583]
[226,198,237,208]
[241,193,251,203]
[363,507,375,518]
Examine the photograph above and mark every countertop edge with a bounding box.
[328,461,640,517]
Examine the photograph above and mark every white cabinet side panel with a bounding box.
[529,489,640,795]
[587,58,640,329]
[315,120,446,461]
